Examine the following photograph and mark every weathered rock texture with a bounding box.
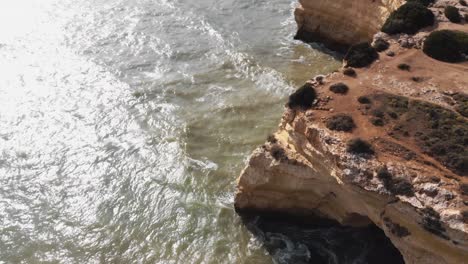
[295,0,404,46]
[236,1,468,264]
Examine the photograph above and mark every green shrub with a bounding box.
[271,145,288,161]
[453,31,468,55]
[344,43,378,68]
[382,2,434,34]
[423,30,468,62]
[287,83,317,109]
[326,114,356,132]
[371,118,385,126]
[406,0,434,6]
[343,67,356,77]
[377,167,414,196]
[445,6,461,23]
[373,39,390,52]
[453,93,468,117]
[358,96,372,104]
[329,83,349,94]
[347,138,375,155]
[397,63,411,71]
[267,134,277,144]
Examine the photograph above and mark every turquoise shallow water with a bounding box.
[0,0,342,263]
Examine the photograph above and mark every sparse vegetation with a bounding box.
[377,167,414,196]
[343,67,356,77]
[383,217,411,237]
[397,63,411,71]
[406,0,434,7]
[287,83,317,109]
[369,93,468,175]
[267,134,277,144]
[462,211,468,223]
[271,145,288,161]
[421,207,448,239]
[460,183,468,195]
[444,6,461,23]
[371,118,385,126]
[373,39,390,52]
[452,93,468,117]
[344,43,378,68]
[358,96,372,104]
[382,2,434,34]
[423,30,468,63]
[326,114,356,132]
[347,138,375,155]
[329,83,349,94]
[360,93,468,173]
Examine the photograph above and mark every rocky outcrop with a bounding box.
[236,1,468,263]
[295,0,404,46]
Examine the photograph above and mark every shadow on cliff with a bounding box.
[239,211,404,264]
[294,27,348,60]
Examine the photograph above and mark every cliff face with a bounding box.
[295,0,404,46]
[236,1,468,263]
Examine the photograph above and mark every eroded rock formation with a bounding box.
[236,1,468,263]
[295,0,405,46]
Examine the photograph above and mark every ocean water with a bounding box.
[0,0,403,263]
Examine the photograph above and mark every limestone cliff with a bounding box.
[236,1,468,263]
[295,0,404,46]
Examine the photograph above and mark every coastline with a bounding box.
[235,0,468,263]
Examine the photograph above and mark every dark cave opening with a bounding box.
[239,210,405,264]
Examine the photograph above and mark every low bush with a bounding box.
[452,93,468,117]
[326,114,356,132]
[406,0,434,6]
[270,145,288,161]
[343,67,356,77]
[267,134,277,144]
[371,118,385,126]
[377,167,415,196]
[460,183,468,195]
[423,30,468,62]
[373,39,390,52]
[347,138,375,155]
[329,83,349,94]
[344,43,378,68]
[287,83,317,109]
[397,63,411,71]
[421,207,448,239]
[358,96,371,104]
[382,2,434,34]
[444,6,461,23]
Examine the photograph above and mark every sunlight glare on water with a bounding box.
[0,0,340,263]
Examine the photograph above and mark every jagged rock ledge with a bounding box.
[235,0,468,263]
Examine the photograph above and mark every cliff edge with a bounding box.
[236,0,468,263]
[295,0,404,47]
